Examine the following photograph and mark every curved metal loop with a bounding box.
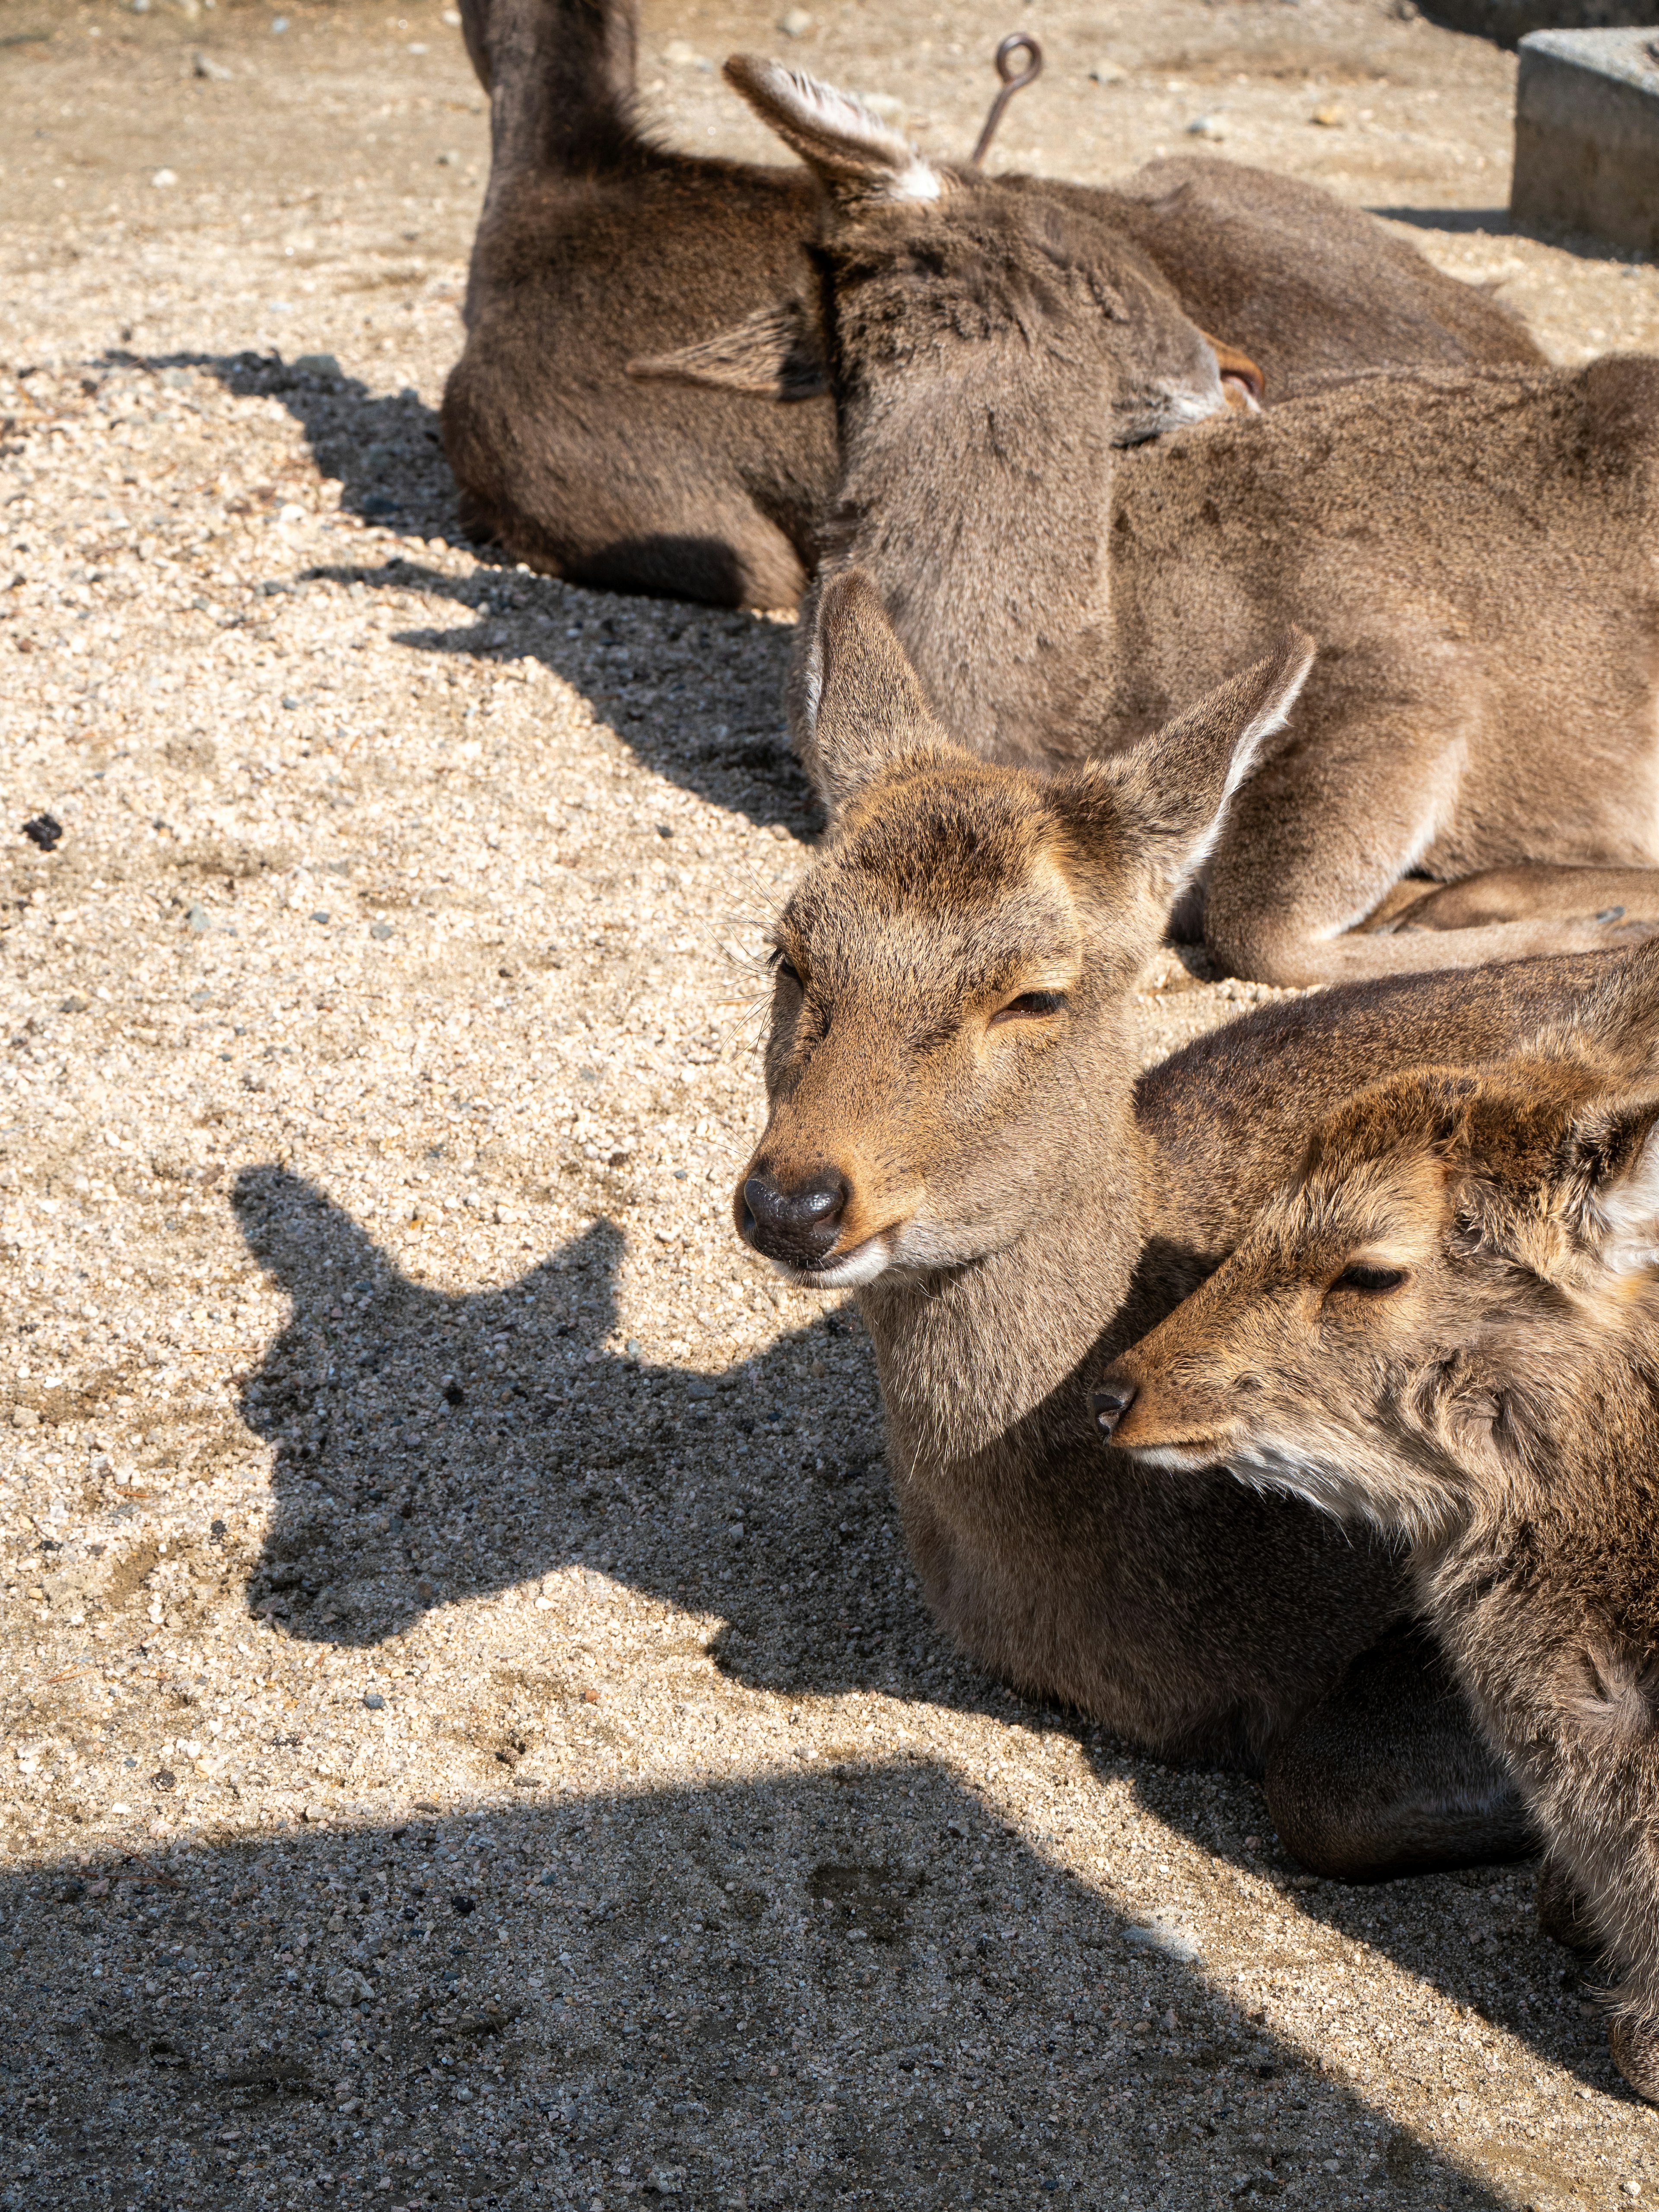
[969,33,1045,167]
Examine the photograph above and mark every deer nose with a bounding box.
[1092,1383,1136,1435]
[741,1169,850,1265]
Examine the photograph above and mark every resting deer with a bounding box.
[729,564,1633,1878]
[1096,941,1659,2100]
[641,59,1659,983]
[447,0,1540,606]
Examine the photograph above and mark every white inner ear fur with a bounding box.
[759,67,941,201]
[1173,638,1316,890]
[1593,1125,1659,1275]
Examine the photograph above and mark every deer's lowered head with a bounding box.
[635,54,1233,448]
[734,570,1313,1290]
[1098,941,1659,1543]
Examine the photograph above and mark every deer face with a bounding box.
[730,572,1316,1286]
[737,762,1107,1284]
[1098,1055,1659,1540]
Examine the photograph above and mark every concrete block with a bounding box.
[1510,28,1659,252]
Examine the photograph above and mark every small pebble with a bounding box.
[779,7,812,35]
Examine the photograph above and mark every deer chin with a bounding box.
[772,1231,895,1290]
[1116,1437,1230,1475]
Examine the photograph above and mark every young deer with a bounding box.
[731,564,1626,1878]
[642,59,1659,982]
[1096,942,1659,2098]
[447,2,1539,605]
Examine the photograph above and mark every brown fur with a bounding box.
[448,7,1540,607]
[654,64,1657,980]
[1099,938,1659,2099]
[731,569,1625,1873]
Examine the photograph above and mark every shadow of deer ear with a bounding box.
[540,1216,626,1341]
[232,1165,393,1304]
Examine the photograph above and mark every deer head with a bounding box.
[630,54,1232,448]
[1096,941,1659,1539]
[732,571,1313,1284]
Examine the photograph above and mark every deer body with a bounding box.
[1099,947,1659,2095]
[732,568,1620,1871]
[651,62,1659,976]
[448,4,1540,606]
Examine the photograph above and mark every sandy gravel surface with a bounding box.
[3,4,1659,2210]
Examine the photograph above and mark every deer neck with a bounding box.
[823,340,1118,763]
[476,0,640,196]
[858,1062,1149,1483]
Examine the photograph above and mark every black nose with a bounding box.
[1092,1383,1135,1435]
[741,1169,850,1265]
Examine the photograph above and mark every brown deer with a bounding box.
[446,1,1540,606]
[1095,941,1659,2100]
[730,565,1629,1879]
[641,58,1659,982]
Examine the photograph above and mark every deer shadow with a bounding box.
[116,346,817,835]
[224,1166,1627,2104]
[230,1165,935,1702]
[13,1760,1547,2211]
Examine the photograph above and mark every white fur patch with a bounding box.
[1594,1126,1659,1276]
[775,1233,893,1289]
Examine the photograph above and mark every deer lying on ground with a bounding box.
[642,59,1659,982]
[730,564,1630,1878]
[446,0,1541,606]
[1095,941,1659,2100]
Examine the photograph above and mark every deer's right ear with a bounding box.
[723,54,944,205]
[797,569,960,815]
[1100,631,1315,910]
[627,302,829,401]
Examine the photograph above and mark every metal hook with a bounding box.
[969,32,1044,167]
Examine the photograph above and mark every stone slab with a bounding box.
[1510,27,1659,250]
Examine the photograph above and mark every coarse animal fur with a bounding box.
[447,3,1541,607]
[731,567,1628,1878]
[647,60,1659,981]
[1098,939,1659,2100]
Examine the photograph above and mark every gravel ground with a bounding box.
[4,4,1659,2210]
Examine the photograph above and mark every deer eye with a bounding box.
[1329,1263,1407,1296]
[769,950,804,987]
[990,990,1068,1026]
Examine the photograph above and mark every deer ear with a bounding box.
[1098,630,1315,908]
[797,569,961,814]
[627,301,828,401]
[1566,1098,1659,1276]
[723,54,943,204]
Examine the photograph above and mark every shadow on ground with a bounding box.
[6,1760,1571,2211]
[218,1167,1630,2111]
[116,347,816,836]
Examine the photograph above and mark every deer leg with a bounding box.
[1263,1626,1535,1881]
[1202,715,1652,987]
[1373,864,1659,935]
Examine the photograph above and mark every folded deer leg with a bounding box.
[1264,1627,1535,1881]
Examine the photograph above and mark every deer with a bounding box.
[728,562,1634,1881]
[1094,940,1659,2101]
[446,0,1541,607]
[637,57,1659,984]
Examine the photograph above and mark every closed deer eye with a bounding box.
[990,990,1068,1026]
[1329,1263,1407,1296]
